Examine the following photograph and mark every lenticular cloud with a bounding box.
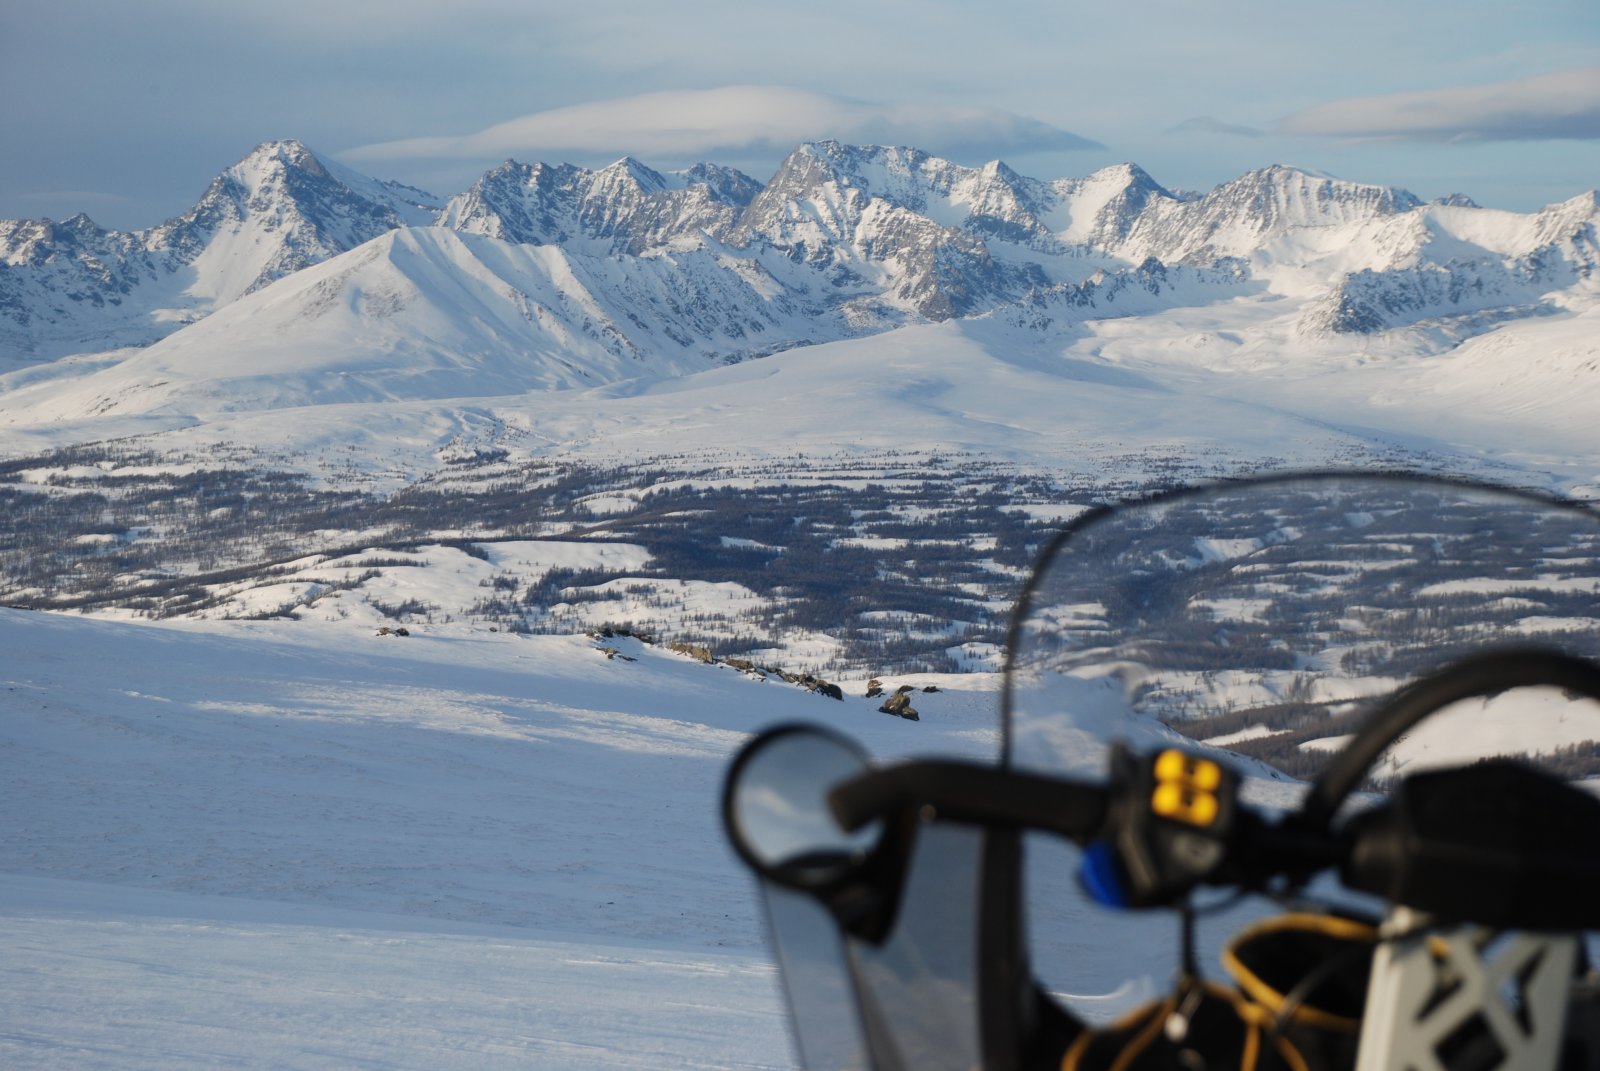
[345,85,1103,163]
[1279,68,1600,143]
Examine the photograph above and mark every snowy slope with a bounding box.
[0,313,1398,488]
[3,879,793,1071]
[7,588,1593,1066]
[0,226,855,418]
[0,607,1012,1069]
[0,597,1390,1070]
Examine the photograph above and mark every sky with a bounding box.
[2,0,1597,231]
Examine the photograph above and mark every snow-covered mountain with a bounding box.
[0,140,441,360]
[439,156,762,255]
[0,138,1594,497]
[7,139,1595,379]
[1298,191,1600,334]
[9,225,840,418]
[1123,165,1425,263]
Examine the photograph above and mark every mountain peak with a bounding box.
[1228,164,1420,203]
[978,158,1027,185]
[1207,165,1424,227]
[1072,163,1171,207]
[778,140,927,178]
[807,141,945,178]
[230,139,333,183]
[1091,161,1161,186]
[245,137,316,160]
[596,155,670,193]
[677,163,763,207]
[1555,189,1600,213]
[796,138,848,158]
[61,212,104,235]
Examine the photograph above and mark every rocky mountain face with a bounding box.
[727,142,1056,322]
[0,214,155,354]
[1123,166,1424,263]
[146,140,440,289]
[1293,191,1600,335]
[439,156,761,256]
[3,139,1597,369]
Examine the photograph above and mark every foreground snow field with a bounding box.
[0,609,1005,1069]
[4,876,790,1070]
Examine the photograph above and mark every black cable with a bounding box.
[1258,942,1375,1071]
[1180,902,1200,981]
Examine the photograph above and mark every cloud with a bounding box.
[1279,68,1600,142]
[1165,116,1262,138]
[343,86,1103,164]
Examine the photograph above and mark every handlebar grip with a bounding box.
[1343,759,1600,929]
[829,761,1109,843]
[1298,649,1600,834]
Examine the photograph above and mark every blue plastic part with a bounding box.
[1079,840,1131,909]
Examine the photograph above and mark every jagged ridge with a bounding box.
[3,139,1597,373]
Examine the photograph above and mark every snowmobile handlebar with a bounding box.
[828,749,1346,912]
[825,649,1600,926]
[827,741,1600,928]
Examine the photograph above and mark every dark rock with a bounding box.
[669,641,715,663]
[879,692,919,721]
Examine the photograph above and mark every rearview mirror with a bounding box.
[723,724,884,889]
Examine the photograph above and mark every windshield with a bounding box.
[1003,473,1600,794]
[1002,473,1600,1020]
